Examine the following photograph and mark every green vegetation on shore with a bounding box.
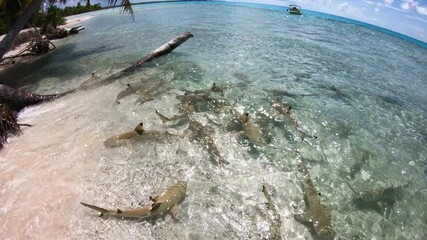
[0,0,133,60]
[0,2,102,35]
[62,2,102,18]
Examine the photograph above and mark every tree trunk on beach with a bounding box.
[0,0,134,60]
[0,0,44,59]
[80,31,194,89]
[0,84,63,112]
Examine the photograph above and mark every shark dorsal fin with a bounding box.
[134,123,144,134]
[150,195,159,202]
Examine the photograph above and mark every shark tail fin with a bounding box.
[155,109,171,123]
[343,179,358,195]
[80,202,110,217]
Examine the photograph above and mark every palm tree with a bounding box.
[0,0,133,59]
[108,0,134,18]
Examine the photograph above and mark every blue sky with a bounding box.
[63,0,427,43]
[233,0,427,43]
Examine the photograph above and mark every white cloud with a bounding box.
[401,2,411,10]
[415,5,427,15]
[375,7,380,12]
[384,0,393,5]
[363,0,406,12]
[401,0,417,11]
[338,2,358,14]
[399,0,427,16]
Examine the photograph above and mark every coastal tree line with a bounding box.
[0,0,133,59]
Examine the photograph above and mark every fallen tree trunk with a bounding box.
[45,25,85,40]
[79,31,193,89]
[0,84,64,112]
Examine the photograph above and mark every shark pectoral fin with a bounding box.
[154,110,171,123]
[135,97,154,106]
[294,212,311,226]
[151,202,161,211]
[379,201,394,219]
[169,205,179,221]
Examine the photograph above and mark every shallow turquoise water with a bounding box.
[1,2,426,239]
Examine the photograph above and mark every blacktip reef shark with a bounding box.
[155,100,194,123]
[272,102,318,140]
[188,118,229,165]
[349,149,370,179]
[338,149,370,180]
[115,80,169,105]
[178,92,212,112]
[345,179,408,218]
[235,111,262,146]
[81,181,187,220]
[262,185,282,240]
[265,88,317,99]
[103,122,173,147]
[294,162,335,240]
[183,83,230,95]
[177,87,233,113]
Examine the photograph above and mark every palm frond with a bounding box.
[108,0,134,20]
[0,104,21,149]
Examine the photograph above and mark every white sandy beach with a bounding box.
[59,15,93,28]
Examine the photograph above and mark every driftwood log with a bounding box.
[0,84,63,112]
[45,25,85,40]
[0,26,84,66]
[79,31,194,89]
